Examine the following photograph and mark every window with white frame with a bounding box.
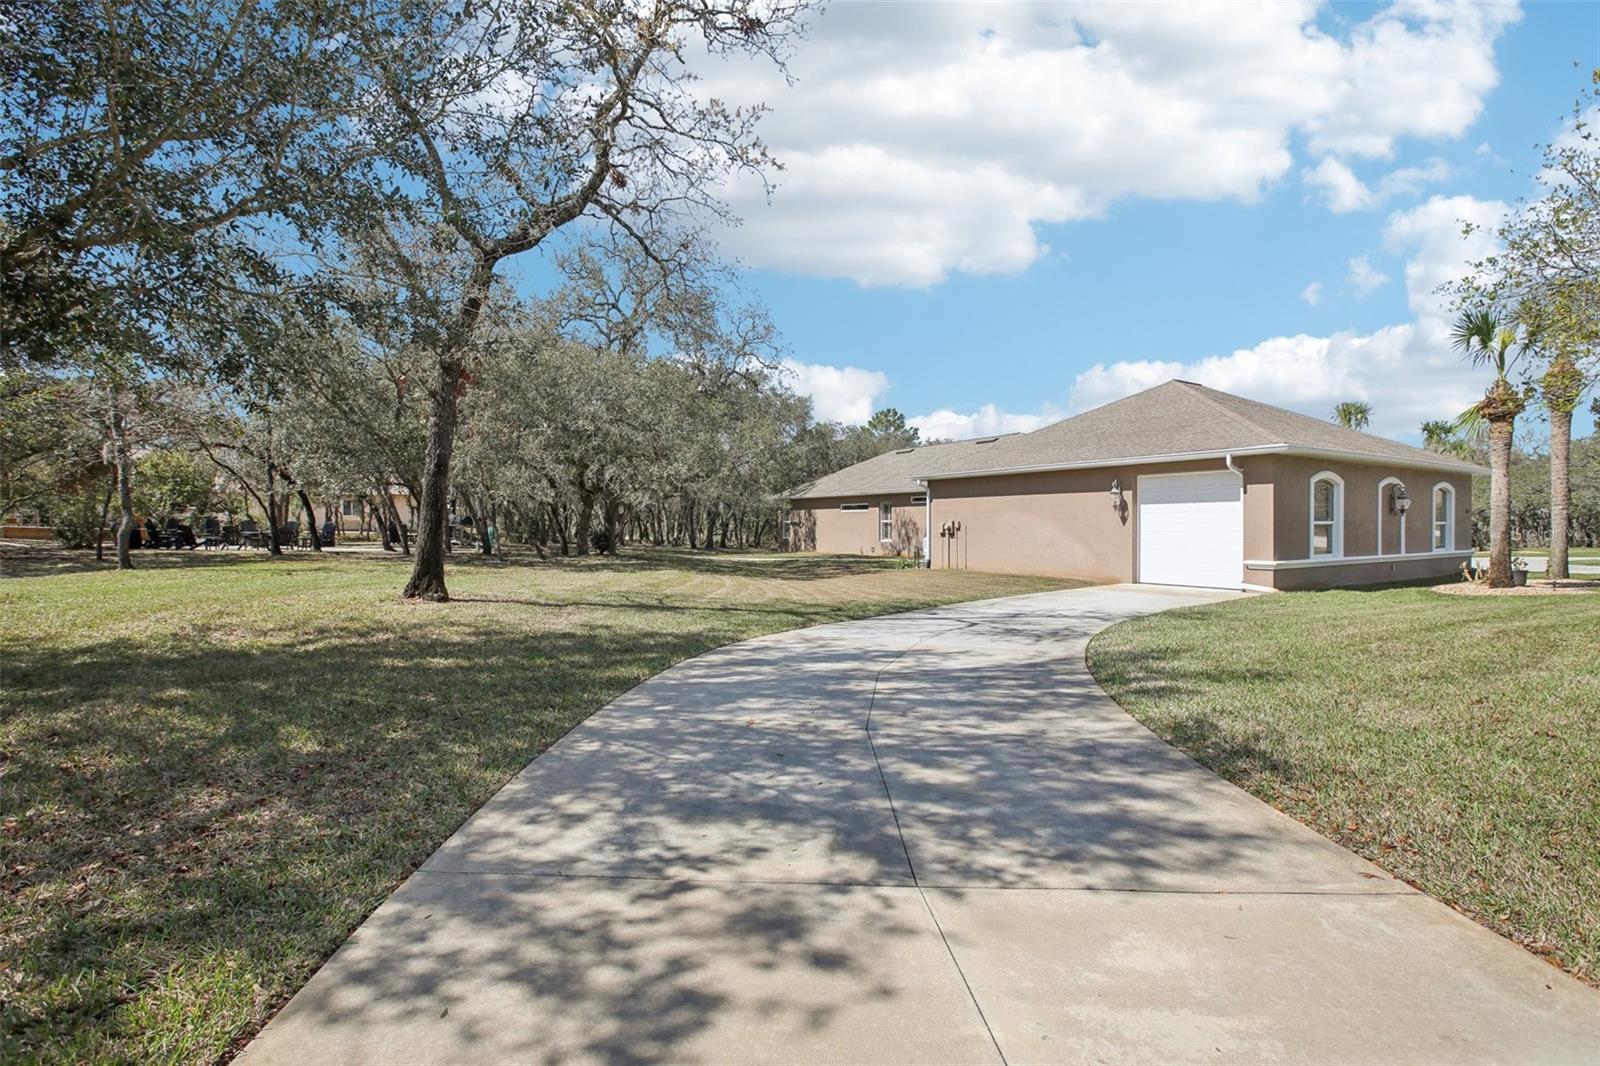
[340,498,360,517]
[1310,472,1343,557]
[910,494,927,505]
[840,503,869,512]
[879,502,894,542]
[1432,483,1454,550]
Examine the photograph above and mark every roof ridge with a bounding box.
[1171,381,1280,443]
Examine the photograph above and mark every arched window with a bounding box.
[1310,471,1344,557]
[1377,476,1407,555]
[1432,483,1455,551]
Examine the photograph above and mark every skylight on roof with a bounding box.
[974,436,999,444]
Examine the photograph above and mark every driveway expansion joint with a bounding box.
[859,618,1008,1065]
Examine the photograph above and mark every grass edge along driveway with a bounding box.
[0,547,1076,1064]
[1087,584,1600,985]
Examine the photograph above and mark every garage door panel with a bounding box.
[1137,472,1243,589]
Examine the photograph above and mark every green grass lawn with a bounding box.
[0,545,1074,1063]
[1087,585,1600,984]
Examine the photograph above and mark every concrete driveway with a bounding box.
[241,585,1600,1065]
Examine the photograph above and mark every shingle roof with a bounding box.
[785,434,1019,500]
[786,380,1483,501]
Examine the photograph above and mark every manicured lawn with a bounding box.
[1087,586,1600,984]
[0,546,1074,1063]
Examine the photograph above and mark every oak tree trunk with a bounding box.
[297,489,321,551]
[96,466,115,562]
[375,496,394,551]
[263,466,283,555]
[552,502,570,556]
[403,356,462,599]
[110,403,135,570]
[404,257,497,601]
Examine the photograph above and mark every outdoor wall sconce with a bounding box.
[1109,479,1124,511]
[1391,485,1411,516]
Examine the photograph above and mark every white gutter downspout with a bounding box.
[1225,453,1249,592]
[919,479,932,568]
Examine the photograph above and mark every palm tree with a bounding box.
[1331,401,1371,430]
[1536,352,1585,581]
[1420,419,1484,461]
[1451,308,1528,587]
[1420,419,1469,458]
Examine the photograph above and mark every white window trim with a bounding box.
[1431,481,1455,552]
[909,494,927,505]
[1309,470,1344,559]
[839,502,869,512]
[1376,476,1406,555]
[879,501,894,542]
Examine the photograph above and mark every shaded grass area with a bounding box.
[0,545,1073,1062]
[1087,586,1600,983]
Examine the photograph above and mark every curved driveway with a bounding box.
[242,584,1600,1065]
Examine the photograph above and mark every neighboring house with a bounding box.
[312,490,416,534]
[785,380,1485,591]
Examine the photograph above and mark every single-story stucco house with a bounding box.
[784,380,1486,591]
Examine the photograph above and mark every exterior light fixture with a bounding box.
[1109,479,1124,511]
[1391,485,1411,515]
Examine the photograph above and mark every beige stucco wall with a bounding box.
[789,455,1474,589]
[788,493,926,558]
[1252,457,1473,590]
[925,458,1272,581]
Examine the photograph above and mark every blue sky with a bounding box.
[533,2,1599,444]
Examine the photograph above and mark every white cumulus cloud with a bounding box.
[909,404,1061,442]
[778,359,890,424]
[1347,255,1392,295]
[703,1,1518,286]
[1304,156,1453,212]
[1300,280,1325,305]
[1060,194,1508,439]
[1304,157,1375,212]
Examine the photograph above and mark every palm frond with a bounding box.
[1450,308,1499,358]
[1452,402,1489,446]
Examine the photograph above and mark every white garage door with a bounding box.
[1137,471,1243,589]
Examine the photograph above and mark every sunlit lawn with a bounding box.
[1088,585,1600,984]
[0,544,1074,1063]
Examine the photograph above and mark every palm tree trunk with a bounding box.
[1487,418,1514,588]
[1549,405,1571,581]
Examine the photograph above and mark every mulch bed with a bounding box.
[1432,578,1598,596]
